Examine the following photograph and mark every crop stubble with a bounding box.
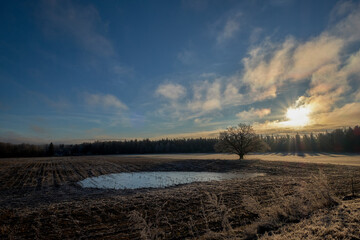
[0,155,359,239]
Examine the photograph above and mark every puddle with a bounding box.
[78,171,265,190]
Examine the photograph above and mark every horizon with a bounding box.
[1,0,360,144]
[2,125,357,145]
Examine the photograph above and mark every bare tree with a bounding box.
[215,123,267,159]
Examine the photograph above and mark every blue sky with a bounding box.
[1,0,360,144]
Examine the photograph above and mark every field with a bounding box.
[1,154,360,239]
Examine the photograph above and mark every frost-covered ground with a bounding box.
[120,153,360,166]
[1,155,359,239]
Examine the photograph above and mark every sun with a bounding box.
[282,106,311,127]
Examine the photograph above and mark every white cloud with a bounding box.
[355,90,360,101]
[84,93,128,111]
[188,81,222,112]
[239,1,360,117]
[343,49,360,78]
[154,2,360,132]
[289,34,343,80]
[223,83,243,104]
[203,99,221,111]
[216,12,242,45]
[194,117,212,124]
[236,108,271,120]
[156,83,186,100]
[314,102,360,127]
[330,0,356,20]
[242,37,296,93]
[254,102,360,134]
[332,3,360,42]
[152,129,221,140]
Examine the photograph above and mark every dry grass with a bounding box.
[128,208,172,239]
[0,155,359,239]
[239,171,340,239]
[260,199,360,240]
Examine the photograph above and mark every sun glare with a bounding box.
[282,106,311,127]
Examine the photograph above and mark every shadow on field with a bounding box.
[149,159,260,173]
[255,152,357,157]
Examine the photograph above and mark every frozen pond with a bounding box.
[78,171,265,190]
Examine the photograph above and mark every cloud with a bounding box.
[177,50,195,65]
[155,80,224,121]
[355,90,360,101]
[290,35,343,80]
[330,0,356,20]
[84,93,128,111]
[236,108,271,120]
[241,36,297,94]
[155,2,360,132]
[40,0,114,56]
[240,33,344,98]
[253,102,360,134]
[314,102,360,128]
[156,83,186,100]
[194,117,212,124]
[239,0,360,106]
[216,12,242,45]
[238,1,360,117]
[249,27,263,44]
[152,129,221,140]
[187,81,222,113]
[0,129,129,144]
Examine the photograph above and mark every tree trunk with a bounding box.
[239,154,244,160]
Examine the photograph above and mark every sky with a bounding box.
[1,0,360,144]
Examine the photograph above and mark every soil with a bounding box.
[0,155,359,239]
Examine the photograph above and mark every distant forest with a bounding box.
[0,126,359,158]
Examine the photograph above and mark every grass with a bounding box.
[0,155,359,239]
[239,171,340,239]
[129,202,172,240]
[260,199,360,239]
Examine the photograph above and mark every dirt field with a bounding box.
[0,154,359,239]
[122,153,360,166]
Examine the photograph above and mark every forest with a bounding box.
[0,126,359,158]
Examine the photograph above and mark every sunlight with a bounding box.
[282,106,311,127]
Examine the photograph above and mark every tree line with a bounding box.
[261,126,360,153]
[0,126,359,158]
[0,138,218,158]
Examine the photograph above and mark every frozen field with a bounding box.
[120,153,360,166]
[1,154,359,239]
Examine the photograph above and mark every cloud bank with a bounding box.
[236,108,271,120]
[84,93,128,111]
[156,1,360,132]
[156,83,186,100]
